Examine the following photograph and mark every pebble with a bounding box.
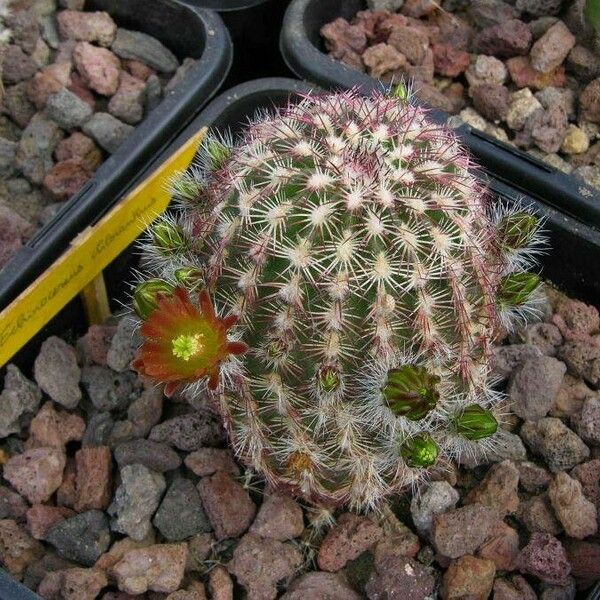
[548,471,597,539]
[374,509,421,562]
[3,446,66,504]
[56,457,77,509]
[518,461,552,492]
[442,555,495,600]
[153,478,211,541]
[114,439,181,472]
[521,417,590,472]
[80,365,138,412]
[82,112,133,154]
[517,493,563,535]
[475,19,532,58]
[522,322,563,356]
[471,83,510,122]
[506,88,543,131]
[282,571,361,600]
[26,63,72,110]
[410,481,459,538]
[362,43,406,81]
[25,505,75,540]
[573,397,600,445]
[46,510,111,566]
[108,464,165,541]
[123,385,163,439]
[0,364,41,438]
[95,533,155,572]
[228,532,303,600]
[493,575,537,600]
[74,446,112,512]
[508,355,566,420]
[567,45,600,82]
[38,567,108,600]
[0,519,44,580]
[507,55,566,89]
[516,0,563,16]
[5,82,37,128]
[564,539,600,581]
[464,460,520,517]
[208,565,234,600]
[82,411,114,447]
[431,504,498,559]
[111,28,178,73]
[0,485,28,520]
[558,340,600,387]
[476,521,520,571]
[197,471,256,541]
[43,157,91,200]
[0,205,33,267]
[16,112,64,185]
[518,532,571,585]
[571,459,600,511]
[45,87,93,130]
[184,448,239,477]
[560,124,590,154]
[149,411,224,451]
[366,554,435,600]
[250,493,305,541]
[33,336,81,408]
[73,41,121,96]
[6,9,40,54]
[530,21,576,74]
[111,543,188,594]
[108,71,146,125]
[2,45,39,84]
[55,132,102,173]
[106,317,140,372]
[320,18,367,71]
[57,9,117,47]
[467,0,519,27]
[27,401,85,449]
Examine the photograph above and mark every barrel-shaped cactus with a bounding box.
[133,88,544,510]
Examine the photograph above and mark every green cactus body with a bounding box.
[136,90,543,510]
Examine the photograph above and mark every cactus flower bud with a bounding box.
[174,267,203,285]
[454,404,498,440]
[497,213,538,250]
[499,272,540,306]
[317,366,341,394]
[151,221,187,254]
[390,82,409,102]
[133,279,175,320]
[401,433,438,468]
[382,365,439,420]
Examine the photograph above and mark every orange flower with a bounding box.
[133,287,247,396]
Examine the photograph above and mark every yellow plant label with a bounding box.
[0,128,207,367]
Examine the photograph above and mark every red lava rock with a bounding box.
[4,447,66,504]
[373,510,420,563]
[0,205,34,267]
[55,132,102,173]
[317,513,383,572]
[78,323,118,365]
[517,493,562,535]
[208,565,233,600]
[564,539,600,581]
[5,9,39,54]
[123,59,155,81]
[196,471,256,540]
[548,471,597,539]
[530,21,576,74]
[74,446,112,512]
[68,71,96,110]
[73,41,121,96]
[184,448,240,478]
[249,493,304,541]
[475,19,532,58]
[366,554,435,600]
[442,555,496,600]
[406,47,434,83]
[518,532,571,585]
[414,83,463,114]
[38,567,108,600]
[471,84,510,122]
[464,460,520,517]
[557,340,600,388]
[56,457,77,509]
[518,461,552,493]
[227,532,303,600]
[432,43,470,77]
[571,459,600,512]
[431,504,498,559]
[387,25,429,66]
[57,10,117,47]
[111,543,188,595]
[523,322,563,356]
[0,519,44,580]
[320,18,366,71]
[552,373,594,418]
[0,486,28,520]
[2,44,38,84]
[282,572,360,600]
[43,158,91,200]
[476,521,520,571]
[26,505,75,540]
[108,71,147,124]
[567,45,600,82]
[554,298,600,338]
[493,575,537,600]
[506,56,566,90]
[26,401,85,449]
[26,63,72,110]
[362,43,407,81]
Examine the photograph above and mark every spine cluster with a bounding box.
[134,88,544,510]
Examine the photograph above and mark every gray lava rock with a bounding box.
[80,365,138,411]
[5,9,40,54]
[114,439,181,472]
[82,411,114,447]
[33,336,81,409]
[153,477,211,541]
[366,554,435,600]
[573,397,600,445]
[45,510,111,566]
[45,88,93,130]
[2,45,38,84]
[108,464,165,541]
[82,112,133,154]
[558,341,600,388]
[411,481,460,538]
[106,317,140,372]
[0,364,42,438]
[149,411,224,451]
[111,28,178,73]
[491,344,543,379]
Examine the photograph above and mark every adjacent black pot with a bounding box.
[0,0,232,311]
[180,0,293,84]
[280,0,600,231]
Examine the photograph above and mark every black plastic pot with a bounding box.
[280,0,600,231]
[180,0,292,84]
[2,77,600,599]
[0,0,232,311]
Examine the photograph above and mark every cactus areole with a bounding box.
[133,88,544,510]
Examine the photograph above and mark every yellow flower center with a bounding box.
[172,333,205,361]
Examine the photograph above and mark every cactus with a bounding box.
[133,87,544,511]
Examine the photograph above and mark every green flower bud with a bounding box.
[205,138,232,171]
[174,267,203,285]
[317,366,340,394]
[454,404,498,440]
[401,433,438,468]
[133,279,175,320]
[497,213,538,250]
[390,82,409,102]
[151,222,187,254]
[498,272,540,306]
[383,365,439,421]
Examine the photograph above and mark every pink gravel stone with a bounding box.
[43,158,91,200]
[26,401,85,449]
[57,10,117,47]
[74,446,112,512]
[73,41,121,96]
[249,493,304,541]
[26,505,75,540]
[184,448,240,478]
